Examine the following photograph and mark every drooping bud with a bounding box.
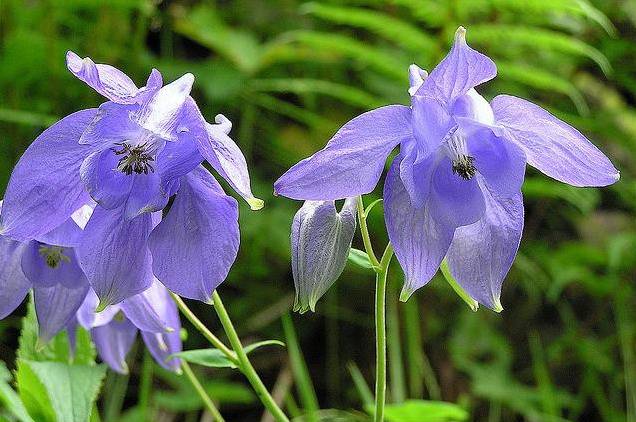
[291,198,357,313]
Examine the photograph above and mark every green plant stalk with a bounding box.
[169,292,238,365]
[357,196,381,268]
[181,361,225,422]
[374,245,394,422]
[212,291,290,422]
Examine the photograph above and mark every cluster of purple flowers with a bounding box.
[0,26,621,373]
[0,52,260,371]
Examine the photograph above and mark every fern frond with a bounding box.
[301,2,439,57]
[273,30,409,80]
[469,24,611,76]
[497,61,589,115]
[250,78,385,109]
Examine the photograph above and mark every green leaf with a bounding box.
[348,248,375,270]
[439,259,480,312]
[0,362,33,422]
[17,360,106,422]
[171,340,285,369]
[365,400,469,422]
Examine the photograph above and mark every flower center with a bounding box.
[38,245,71,269]
[113,142,155,175]
[444,133,477,180]
[452,155,477,180]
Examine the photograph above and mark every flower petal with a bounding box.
[66,51,139,104]
[78,102,139,146]
[124,173,169,220]
[467,128,526,197]
[415,27,496,104]
[78,206,154,308]
[429,157,486,228]
[411,95,454,158]
[141,328,182,372]
[291,198,357,313]
[34,281,89,343]
[149,166,239,302]
[446,186,524,310]
[80,148,134,209]
[91,317,138,374]
[204,114,263,210]
[35,217,84,248]
[22,244,87,289]
[491,95,620,186]
[1,109,97,241]
[384,156,454,301]
[76,289,119,329]
[274,105,411,200]
[120,280,175,333]
[398,139,437,208]
[408,64,428,96]
[133,74,194,140]
[0,238,31,319]
[140,286,181,371]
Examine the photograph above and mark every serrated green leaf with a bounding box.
[440,260,480,312]
[365,399,469,422]
[348,248,375,270]
[16,360,55,422]
[0,362,33,422]
[17,360,106,422]
[171,340,285,369]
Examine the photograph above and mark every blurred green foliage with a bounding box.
[1,0,635,420]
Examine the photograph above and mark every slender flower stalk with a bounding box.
[212,291,290,422]
[356,196,380,269]
[181,361,225,422]
[374,244,394,422]
[357,197,395,421]
[169,292,237,364]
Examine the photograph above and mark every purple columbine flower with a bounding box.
[0,52,260,306]
[76,281,182,374]
[0,201,91,344]
[274,27,619,310]
[291,198,357,313]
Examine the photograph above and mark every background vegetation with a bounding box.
[1,0,635,421]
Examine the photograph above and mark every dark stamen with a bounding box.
[112,142,156,175]
[452,155,477,180]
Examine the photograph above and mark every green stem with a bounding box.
[181,361,225,422]
[357,196,381,268]
[169,292,238,365]
[212,291,290,422]
[375,244,394,422]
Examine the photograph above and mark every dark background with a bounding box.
[1,0,635,421]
